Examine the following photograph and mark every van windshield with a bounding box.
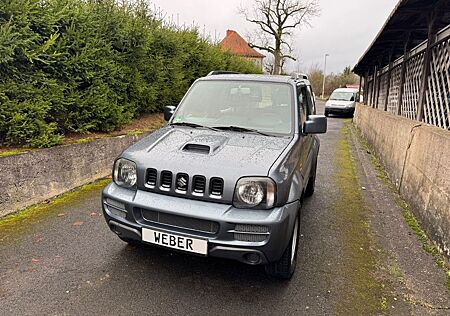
[172,80,294,135]
[330,91,356,101]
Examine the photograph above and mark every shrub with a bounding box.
[0,0,261,147]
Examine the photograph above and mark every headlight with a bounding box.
[113,158,137,189]
[233,177,276,209]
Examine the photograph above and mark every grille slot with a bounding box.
[146,168,157,186]
[210,178,224,196]
[140,208,219,234]
[160,171,173,189]
[192,176,206,194]
[233,224,269,242]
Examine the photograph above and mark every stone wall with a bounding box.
[354,104,450,257]
[0,133,148,217]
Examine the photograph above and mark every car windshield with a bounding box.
[330,91,355,101]
[172,80,293,135]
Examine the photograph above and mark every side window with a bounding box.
[306,86,316,115]
[297,85,307,126]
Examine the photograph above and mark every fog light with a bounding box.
[244,253,261,264]
[104,198,127,219]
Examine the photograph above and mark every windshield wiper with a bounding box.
[170,122,220,132]
[212,125,273,136]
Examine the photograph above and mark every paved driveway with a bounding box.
[1,101,448,315]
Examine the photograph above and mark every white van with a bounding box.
[324,88,359,117]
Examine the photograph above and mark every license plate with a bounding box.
[142,228,208,255]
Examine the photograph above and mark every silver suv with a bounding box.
[102,73,327,279]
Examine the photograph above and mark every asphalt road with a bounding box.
[1,101,448,315]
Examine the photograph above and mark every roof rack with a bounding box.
[207,71,241,76]
[290,73,308,80]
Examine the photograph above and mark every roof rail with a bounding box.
[207,71,241,76]
[290,73,308,80]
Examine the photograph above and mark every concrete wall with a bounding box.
[0,133,148,217]
[354,104,450,257]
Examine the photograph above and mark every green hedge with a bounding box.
[0,0,261,147]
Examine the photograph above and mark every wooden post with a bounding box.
[375,64,382,109]
[364,72,369,105]
[384,49,395,111]
[358,76,362,103]
[416,13,437,122]
[371,65,378,108]
[397,34,411,115]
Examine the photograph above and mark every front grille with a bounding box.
[146,168,157,186]
[210,178,224,196]
[140,208,219,234]
[160,171,173,189]
[192,176,206,194]
[234,224,269,242]
[143,168,224,200]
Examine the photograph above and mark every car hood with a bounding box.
[122,126,292,189]
[326,100,354,107]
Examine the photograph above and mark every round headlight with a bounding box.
[113,158,137,189]
[233,177,276,209]
[238,181,264,206]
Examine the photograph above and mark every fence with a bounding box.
[364,25,449,130]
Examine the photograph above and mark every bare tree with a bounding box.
[240,0,319,75]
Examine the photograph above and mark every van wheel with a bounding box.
[305,160,317,197]
[324,110,329,117]
[265,215,300,280]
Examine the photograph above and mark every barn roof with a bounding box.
[353,0,450,75]
[220,30,265,58]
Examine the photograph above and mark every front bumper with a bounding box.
[102,183,299,265]
[325,106,355,114]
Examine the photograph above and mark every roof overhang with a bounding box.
[353,0,450,75]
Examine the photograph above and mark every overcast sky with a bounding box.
[149,0,399,74]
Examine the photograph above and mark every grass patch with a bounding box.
[0,148,32,157]
[126,130,145,136]
[333,120,390,314]
[351,123,450,292]
[0,178,111,242]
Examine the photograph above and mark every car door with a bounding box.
[301,85,315,188]
[295,84,313,189]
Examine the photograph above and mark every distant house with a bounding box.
[220,30,265,70]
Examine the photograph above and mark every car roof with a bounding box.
[333,88,359,92]
[199,74,310,85]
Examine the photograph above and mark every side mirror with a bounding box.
[304,115,327,134]
[164,106,176,121]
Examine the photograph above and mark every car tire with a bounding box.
[324,110,329,117]
[304,160,317,197]
[265,215,300,280]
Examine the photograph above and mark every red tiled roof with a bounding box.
[220,30,265,58]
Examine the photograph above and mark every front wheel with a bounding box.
[265,215,300,279]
